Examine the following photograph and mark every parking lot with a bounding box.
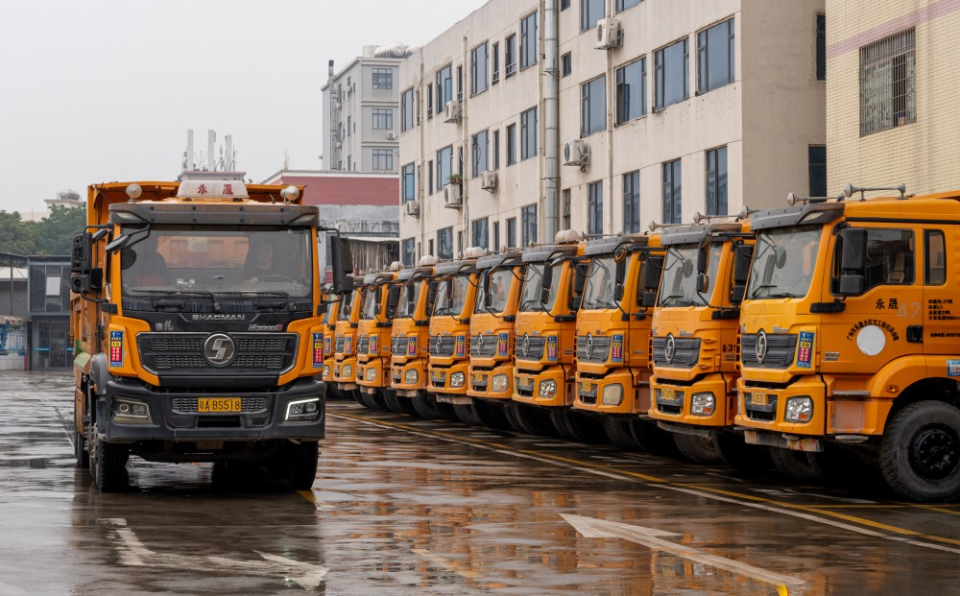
[2,371,959,595]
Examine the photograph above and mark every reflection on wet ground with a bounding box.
[0,371,958,595]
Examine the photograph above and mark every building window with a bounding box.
[492,42,500,84]
[662,159,682,224]
[472,42,489,95]
[436,65,454,111]
[506,124,517,165]
[493,221,500,251]
[562,189,571,230]
[521,12,538,70]
[521,107,538,161]
[506,35,517,78]
[472,130,489,178]
[372,67,393,89]
[401,88,415,132]
[458,231,464,256]
[402,238,415,266]
[429,239,435,257]
[860,29,915,136]
[472,218,489,250]
[437,146,453,189]
[372,108,393,130]
[817,15,826,81]
[581,0,605,32]
[346,116,351,137]
[521,204,538,247]
[655,38,689,110]
[561,52,572,77]
[616,58,646,124]
[402,163,416,202]
[493,130,501,169]
[438,228,453,259]
[581,76,607,136]
[587,182,603,235]
[705,147,727,216]
[561,0,570,9]
[372,149,394,171]
[697,18,735,94]
[616,0,641,12]
[428,160,434,195]
[623,171,640,233]
[808,146,827,197]
[506,218,517,248]
[457,65,464,102]
[427,83,434,119]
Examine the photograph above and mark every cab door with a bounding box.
[921,227,960,359]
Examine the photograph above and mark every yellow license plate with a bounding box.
[582,383,594,393]
[661,387,677,402]
[198,398,242,413]
[473,374,485,384]
[750,392,769,407]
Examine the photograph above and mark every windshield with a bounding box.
[120,225,313,299]
[658,244,722,307]
[360,287,379,320]
[582,256,619,311]
[338,291,356,321]
[396,281,420,319]
[520,263,562,313]
[475,269,516,315]
[434,274,470,317]
[747,226,822,300]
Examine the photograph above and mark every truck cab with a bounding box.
[70,181,325,492]
[736,188,960,501]
[320,288,339,394]
[466,251,524,428]
[389,258,438,417]
[356,270,399,409]
[331,282,365,400]
[573,233,667,450]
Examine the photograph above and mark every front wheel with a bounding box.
[715,431,773,473]
[602,418,644,451]
[674,433,723,464]
[93,433,129,492]
[550,409,607,444]
[880,401,960,502]
[75,431,90,469]
[274,441,320,490]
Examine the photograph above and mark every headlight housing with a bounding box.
[342,364,353,378]
[365,367,377,382]
[286,398,321,422]
[112,398,152,424]
[322,365,331,378]
[784,396,813,423]
[450,372,465,388]
[601,384,624,406]
[491,374,509,393]
[539,379,557,398]
[404,369,419,384]
[690,392,716,416]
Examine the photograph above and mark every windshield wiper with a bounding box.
[145,289,223,312]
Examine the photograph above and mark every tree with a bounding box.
[32,205,86,256]
[0,211,35,256]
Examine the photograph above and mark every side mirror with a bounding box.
[838,228,869,296]
[316,302,329,315]
[482,272,493,307]
[386,285,401,318]
[642,291,657,307]
[733,245,753,285]
[70,232,103,294]
[697,273,710,294]
[539,265,554,305]
[696,242,709,275]
[729,285,746,304]
[643,256,663,290]
[614,283,624,302]
[330,236,355,294]
[615,257,627,285]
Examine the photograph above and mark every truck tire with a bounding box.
[880,401,960,502]
[370,391,390,410]
[385,393,419,416]
[434,401,461,422]
[286,441,320,490]
[550,410,607,444]
[631,420,680,457]
[473,400,513,430]
[75,431,90,469]
[715,431,773,473]
[454,403,483,426]
[674,433,723,464]
[383,392,407,413]
[94,434,129,493]
[506,402,557,436]
[769,447,820,481]
[602,418,644,451]
[413,392,443,419]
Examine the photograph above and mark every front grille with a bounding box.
[138,333,298,375]
[334,336,345,354]
[470,333,499,357]
[171,397,269,414]
[741,334,798,369]
[392,336,407,356]
[430,335,456,357]
[516,335,545,361]
[652,337,702,368]
[357,335,370,355]
[576,335,612,363]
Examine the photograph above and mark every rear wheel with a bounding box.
[602,417,644,451]
[674,433,723,464]
[631,420,680,457]
[770,446,820,481]
[880,401,960,502]
[550,409,608,444]
[506,402,557,436]
[715,431,773,473]
[412,392,443,419]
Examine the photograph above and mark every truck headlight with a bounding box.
[690,392,716,416]
[404,369,418,384]
[450,372,465,388]
[785,396,813,423]
[286,397,321,422]
[491,374,509,393]
[342,364,353,378]
[112,398,152,424]
[322,365,331,378]
[601,384,624,406]
[539,379,557,398]
[365,367,377,382]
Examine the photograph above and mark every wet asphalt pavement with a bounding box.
[2,371,959,595]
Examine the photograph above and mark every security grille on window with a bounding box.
[372,149,394,171]
[581,76,607,136]
[860,29,915,136]
[372,108,393,130]
[372,68,393,89]
[697,18,735,94]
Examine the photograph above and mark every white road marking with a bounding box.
[562,514,805,591]
[101,518,327,590]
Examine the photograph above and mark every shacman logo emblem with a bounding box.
[476,333,485,353]
[203,333,236,368]
[435,334,443,354]
[756,329,769,364]
[664,334,676,364]
[586,333,595,357]
[522,333,530,357]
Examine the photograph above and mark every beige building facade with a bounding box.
[826,0,960,196]
[398,0,826,264]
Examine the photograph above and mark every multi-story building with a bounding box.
[398,0,827,264]
[323,44,414,174]
[826,0,959,195]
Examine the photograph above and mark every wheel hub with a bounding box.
[909,425,960,481]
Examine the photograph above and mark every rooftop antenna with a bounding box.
[844,182,907,202]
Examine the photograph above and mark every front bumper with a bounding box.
[735,375,827,435]
[647,373,733,427]
[98,377,326,443]
[357,357,388,390]
[332,356,358,385]
[468,361,514,401]
[427,360,470,397]
[573,368,650,415]
[391,358,427,396]
[513,365,573,407]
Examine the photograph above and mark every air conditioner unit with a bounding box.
[444,101,463,124]
[595,18,623,50]
[481,171,498,192]
[405,200,420,217]
[563,139,590,167]
[387,132,396,140]
[444,184,463,208]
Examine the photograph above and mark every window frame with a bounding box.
[372,67,393,90]
[581,75,607,137]
[696,18,736,95]
[471,41,490,96]
[623,171,640,234]
[520,107,538,161]
[616,57,646,124]
[587,181,604,236]
[521,204,538,247]
[520,12,538,71]
[372,108,394,130]
[655,38,689,111]
[662,159,682,224]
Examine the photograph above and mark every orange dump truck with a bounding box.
[356,270,399,410]
[389,259,438,417]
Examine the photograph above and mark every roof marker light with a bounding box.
[125,184,142,202]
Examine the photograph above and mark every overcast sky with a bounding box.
[0,0,486,215]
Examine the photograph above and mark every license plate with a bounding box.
[518,377,533,389]
[750,392,769,407]
[661,387,677,402]
[582,383,594,394]
[198,398,242,413]
[432,371,444,381]
[473,373,485,384]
